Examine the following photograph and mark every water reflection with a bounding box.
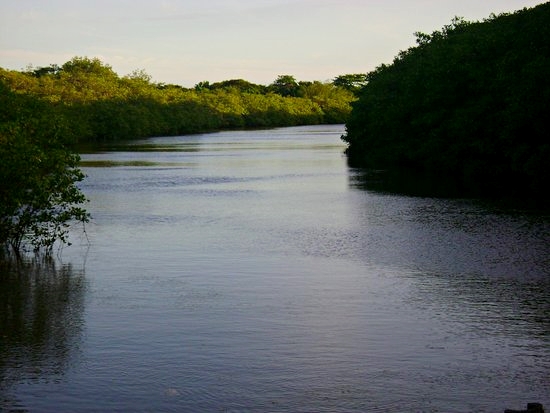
[348,165,550,277]
[0,256,86,411]
[349,167,550,210]
[4,125,548,411]
[348,167,470,198]
[345,163,550,408]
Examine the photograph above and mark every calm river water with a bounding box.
[1,125,549,412]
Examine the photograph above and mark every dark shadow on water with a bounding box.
[348,167,550,405]
[349,167,550,213]
[0,255,86,411]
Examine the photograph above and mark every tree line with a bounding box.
[343,3,550,201]
[1,59,361,143]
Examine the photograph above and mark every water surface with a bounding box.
[1,125,549,412]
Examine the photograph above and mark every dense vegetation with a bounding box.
[1,60,358,143]
[0,82,89,254]
[343,3,550,200]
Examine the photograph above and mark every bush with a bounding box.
[0,82,89,254]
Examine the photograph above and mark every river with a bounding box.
[1,124,549,412]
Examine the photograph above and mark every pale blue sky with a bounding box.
[0,0,544,86]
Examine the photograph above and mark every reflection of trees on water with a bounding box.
[0,256,86,408]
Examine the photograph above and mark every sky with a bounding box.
[0,0,545,87]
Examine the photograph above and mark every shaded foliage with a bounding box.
[204,78,267,94]
[269,75,300,97]
[333,73,368,94]
[0,82,89,253]
[343,4,550,200]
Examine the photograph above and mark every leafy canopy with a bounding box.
[0,81,89,254]
[343,3,550,199]
[1,58,362,142]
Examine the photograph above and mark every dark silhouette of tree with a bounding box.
[343,3,550,200]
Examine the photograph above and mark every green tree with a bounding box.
[29,64,62,78]
[0,82,89,254]
[332,73,368,94]
[299,81,355,123]
[125,68,152,83]
[194,81,211,91]
[209,79,266,94]
[270,75,299,97]
[343,3,550,199]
